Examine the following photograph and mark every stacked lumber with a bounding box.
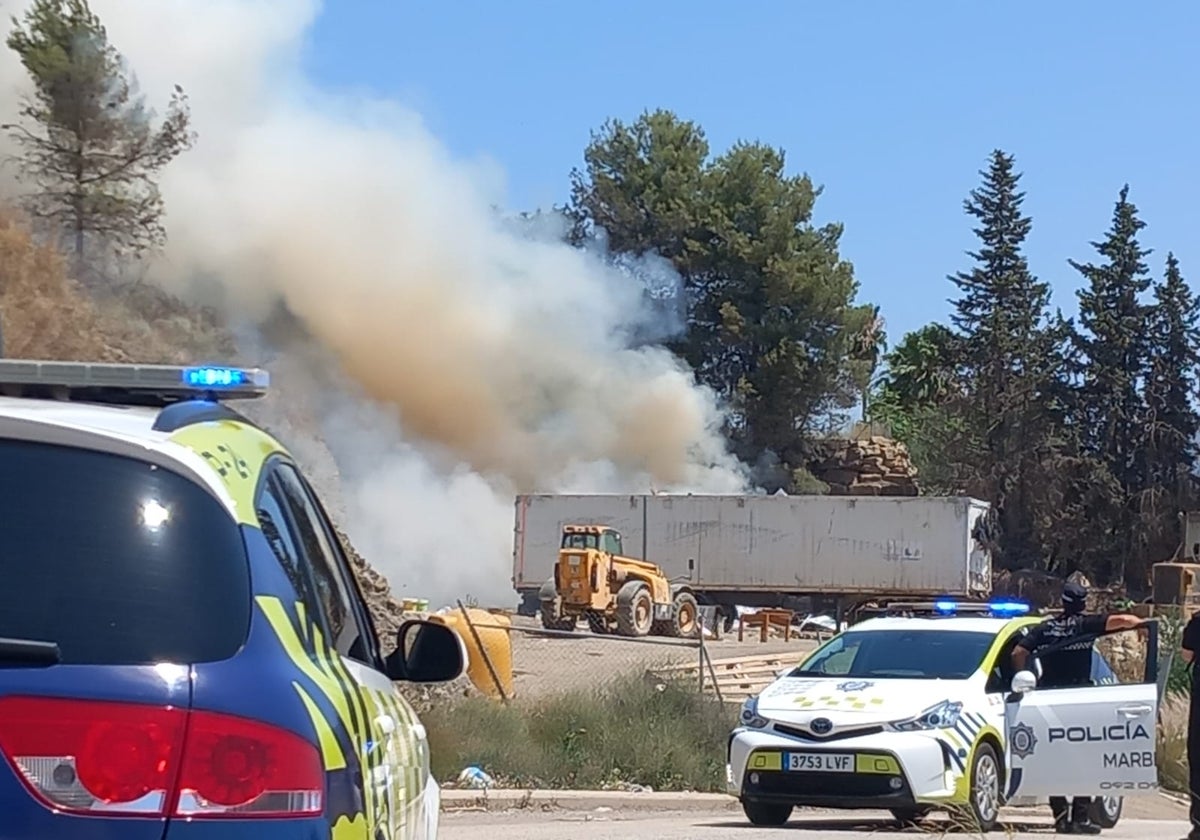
[648,653,799,703]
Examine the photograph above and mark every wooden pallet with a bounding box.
[648,652,802,702]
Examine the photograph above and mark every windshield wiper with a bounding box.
[0,636,61,666]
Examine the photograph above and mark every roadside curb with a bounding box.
[441,788,1189,816]
[440,789,740,813]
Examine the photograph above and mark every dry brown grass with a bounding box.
[1159,692,1189,794]
[0,210,234,363]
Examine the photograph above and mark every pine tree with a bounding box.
[3,0,195,273]
[1070,184,1154,586]
[1144,253,1200,509]
[946,150,1064,569]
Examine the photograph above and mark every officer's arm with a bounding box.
[1102,613,1145,633]
[1181,615,1200,664]
[1011,629,1038,671]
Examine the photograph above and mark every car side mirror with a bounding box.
[384,619,467,683]
[1011,670,1037,694]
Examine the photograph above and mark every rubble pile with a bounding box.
[333,526,408,655]
[332,527,477,711]
[808,436,920,496]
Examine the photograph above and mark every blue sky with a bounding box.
[302,1,1199,348]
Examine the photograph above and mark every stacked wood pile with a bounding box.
[808,436,920,496]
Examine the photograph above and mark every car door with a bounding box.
[1003,624,1159,799]
[271,462,431,840]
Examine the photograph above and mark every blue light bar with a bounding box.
[988,599,1030,616]
[934,599,957,614]
[183,366,249,388]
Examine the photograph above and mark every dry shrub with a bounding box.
[0,210,234,364]
[1159,692,1189,794]
[0,212,124,361]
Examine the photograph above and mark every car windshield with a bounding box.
[789,629,996,680]
[0,438,251,666]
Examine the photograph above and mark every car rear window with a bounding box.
[0,438,251,665]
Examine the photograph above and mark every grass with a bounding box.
[422,671,734,791]
[426,664,1194,798]
[1158,692,1189,794]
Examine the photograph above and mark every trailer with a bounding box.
[512,494,993,620]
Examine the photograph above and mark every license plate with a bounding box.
[568,556,581,566]
[784,752,854,773]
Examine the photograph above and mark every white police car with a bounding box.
[728,599,1160,832]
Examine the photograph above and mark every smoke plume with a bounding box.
[0,0,750,605]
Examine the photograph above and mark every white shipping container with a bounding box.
[513,494,992,599]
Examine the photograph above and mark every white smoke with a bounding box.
[0,0,750,606]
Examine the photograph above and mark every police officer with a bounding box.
[1179,610,1200,840]
[1010,582,1146,835]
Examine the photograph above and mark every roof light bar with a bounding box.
[883,598,1032,619]
[0,359,269,407]
[988,599,1031,616]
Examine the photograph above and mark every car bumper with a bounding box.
[728,727,963,810]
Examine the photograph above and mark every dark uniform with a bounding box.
[1012,582,1105,835]
[1180,612,1200,840]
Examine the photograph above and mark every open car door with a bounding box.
[1003,622,1159,799]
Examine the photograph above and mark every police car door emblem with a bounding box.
[835,680,874,692]
[810,717,833,735]
[1010,722,1038,758]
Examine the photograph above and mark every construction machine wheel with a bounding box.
[615,581,654,637]
[539,600,576,631]
[538,579,575,631]
[664,590,700,638]
[585,610,609,634]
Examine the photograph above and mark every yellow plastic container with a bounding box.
[430,608,514,700]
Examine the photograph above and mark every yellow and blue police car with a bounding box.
[729,599,1161,832]
[0,359,466,840]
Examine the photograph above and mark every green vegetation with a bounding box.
[567,109,880,482]
[422,673,733,791]
[870,153,1199,588]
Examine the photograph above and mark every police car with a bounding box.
[729,599,1161,832]
[0,359,467,839]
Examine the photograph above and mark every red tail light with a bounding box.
[0,696,324,819]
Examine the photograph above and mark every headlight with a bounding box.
[890,700,962,732]
[739,696,769,729]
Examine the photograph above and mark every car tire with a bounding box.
[1089,795,1122,828]
[890,806,933,826]
[741,799,792,826]
[962,742,1001,833]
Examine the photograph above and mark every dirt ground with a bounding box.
[506,614,820,699]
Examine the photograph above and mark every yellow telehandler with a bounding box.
[537,524,699,638]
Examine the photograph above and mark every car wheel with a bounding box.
[1089,795,1122,828]
[741,799,792,826]
[963,742,1001,832]
[890,806,934,826]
